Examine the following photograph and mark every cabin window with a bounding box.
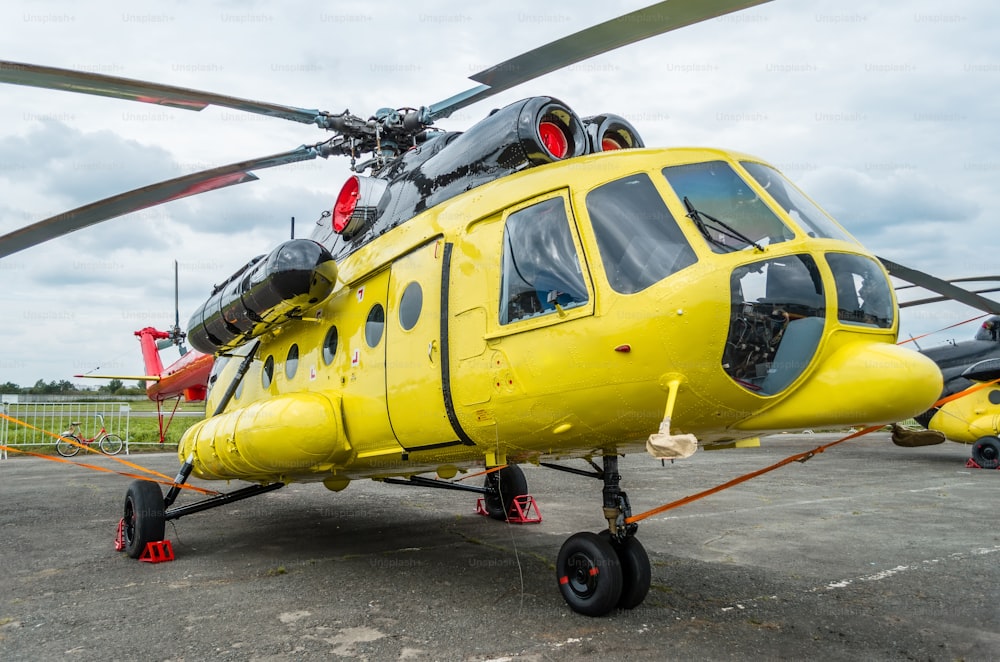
[365,304,385,346]
[586,172,697,294]
[499,197,589,325]
[398,281,423,331]
[322,325,339,364]
[662,161,794,253]
[285,344,299,379]
[826,253,893,329]
[740,161,855,243]
[262,355,274,388]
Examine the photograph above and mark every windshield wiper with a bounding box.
[683,196,764,252]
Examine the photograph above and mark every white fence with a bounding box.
[0,402,132,459]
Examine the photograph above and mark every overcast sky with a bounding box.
[1,0,997,387]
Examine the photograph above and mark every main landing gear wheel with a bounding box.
[556,531,624,616]
[971,436,1000,469]
[122,480,165,558]
[482,464,528,521]
[599,530,651,610]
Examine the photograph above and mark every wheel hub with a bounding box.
[566,552,599,597]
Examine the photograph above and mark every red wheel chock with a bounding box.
[475,495,542,523]
[114,518,125,551]
[115,518,175,561]
[966,458,1000,470]
[139,540,175,563]
[508,495,542,523]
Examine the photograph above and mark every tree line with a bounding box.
[0,379,146,396]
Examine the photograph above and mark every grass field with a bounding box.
[1,401,204,455]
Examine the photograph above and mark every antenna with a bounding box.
[290,216,295,240]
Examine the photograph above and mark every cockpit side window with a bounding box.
[662,161,794,254]
[586,172,697,294]
[740,161,856,243]
[826,253,894,329]
[499,197,589,325]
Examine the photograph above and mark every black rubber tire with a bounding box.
[482,464,528,521]
[599,530,652,610]
[56,435,80,457]
[556,531,624,617]
[122,480,165,559]
[971,436,1000,470]
[100,434,124,455]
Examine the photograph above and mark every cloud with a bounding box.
[801,166,980,235]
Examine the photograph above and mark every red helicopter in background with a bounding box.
[76,261,211,442]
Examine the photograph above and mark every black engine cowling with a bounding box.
[187,239,338,354]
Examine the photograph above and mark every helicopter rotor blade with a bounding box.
[898,286,1000,309]
[427,0,772,121]
[0,144,323,259]
[895,275,1000,292]
[0,60,326,125]
[879,257,1000,315]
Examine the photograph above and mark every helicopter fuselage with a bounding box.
[180,144,942,486]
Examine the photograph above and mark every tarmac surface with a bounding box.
[1,432,998,661]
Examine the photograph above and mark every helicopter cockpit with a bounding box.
[653,158,894,395]
[975,316,1000,342]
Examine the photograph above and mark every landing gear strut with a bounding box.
[554,455,651,616]
[120,455,284,559]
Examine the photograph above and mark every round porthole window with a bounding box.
[285,344,299,379]
[366,304,385,347]
[399,281,423,331]
[262,355,274,388]
[323,325,338,365]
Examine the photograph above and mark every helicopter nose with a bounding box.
[735,340,943,432]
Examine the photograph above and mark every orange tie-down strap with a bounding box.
[0,412,220,496]
[896,314,987,346]
[626,376,1000,526]
[625,424,884,525]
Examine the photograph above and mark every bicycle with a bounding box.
[56,414,124,457]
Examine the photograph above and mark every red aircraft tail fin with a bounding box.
[135,327,169,379]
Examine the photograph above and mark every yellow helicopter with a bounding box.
[888,310,1000,468]
[2,0,980,616]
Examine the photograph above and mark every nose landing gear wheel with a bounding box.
[599,530,651,609]
[556,531,623,616]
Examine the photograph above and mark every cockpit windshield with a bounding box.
[662,161,794,254]
[740,162,856,243]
